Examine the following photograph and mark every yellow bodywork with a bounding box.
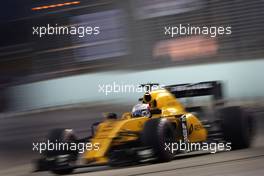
[84,88,207,164]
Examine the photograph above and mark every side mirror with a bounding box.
[91,122,100,136]
[103,112,118,119]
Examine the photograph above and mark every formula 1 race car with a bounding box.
[35,81,255,175]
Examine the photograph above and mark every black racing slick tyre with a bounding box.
[45,128,78,175]
[141,118,176,162]
[218,106,254,150]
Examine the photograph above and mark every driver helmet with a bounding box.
[132,103,151,118]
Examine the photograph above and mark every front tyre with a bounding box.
[45,128,78,175]
[141,118,176,162]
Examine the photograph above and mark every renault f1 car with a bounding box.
[35,81,255,175]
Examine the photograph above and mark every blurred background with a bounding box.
[0,0,263,112]
[0,0,264,175]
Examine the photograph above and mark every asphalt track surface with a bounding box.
[0,104,264,176]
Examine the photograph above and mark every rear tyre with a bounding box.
[45,128,78,175]
[141,118,176,162]
[218,106,254,149]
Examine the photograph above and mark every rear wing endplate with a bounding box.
[165,81,223,100]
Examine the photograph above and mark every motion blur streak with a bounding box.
[31,1,81,11]
[153,36,218,61]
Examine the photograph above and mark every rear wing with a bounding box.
[165,81,223,100]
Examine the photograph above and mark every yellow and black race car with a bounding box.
[35,81,255,175]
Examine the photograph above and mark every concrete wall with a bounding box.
[8,59,264,111]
